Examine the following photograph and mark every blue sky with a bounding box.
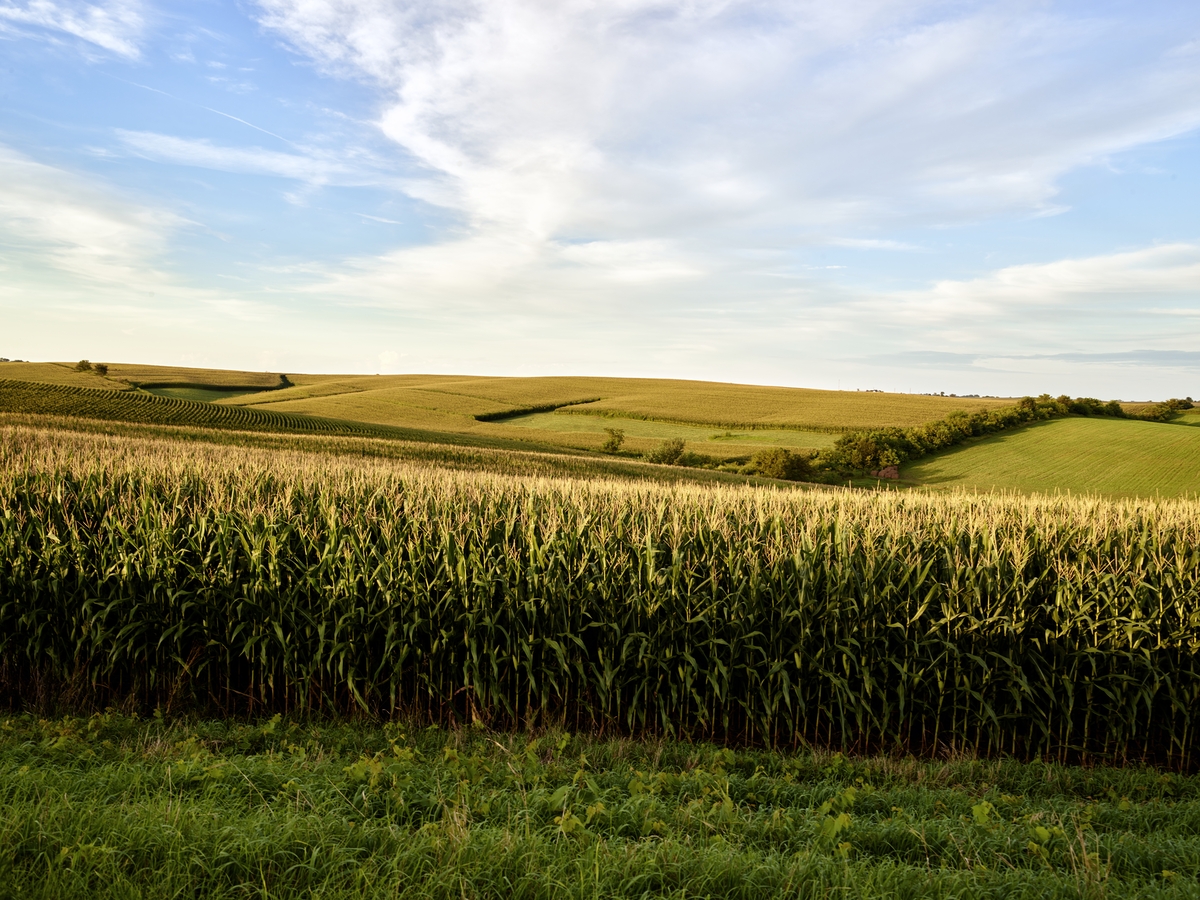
[1,0,1198,398]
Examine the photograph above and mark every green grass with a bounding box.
[2,714,1198,900]
[504,410,837,455]
[906,417,1200,498]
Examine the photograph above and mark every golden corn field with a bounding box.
[0,380,404,438]
[3,424,1200,767]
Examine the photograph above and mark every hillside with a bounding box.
[906,416,1200,498]
[7,362,1198,498]
[0,380,421,441]
[223,374,1010,456]
[1,363,1010,458]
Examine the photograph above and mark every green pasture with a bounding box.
[2,714,1198,900]
[906,417,1200,498]
[504,410,837,454]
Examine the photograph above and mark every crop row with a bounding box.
[2,427,1200,767]
[0,380,396,438]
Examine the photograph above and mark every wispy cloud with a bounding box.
[0,142,178,284]
[114,130,403,189]
[0,0,145,57]
[257,0,1200,242]
[248,0,1200,379]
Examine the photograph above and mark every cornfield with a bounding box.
[0,380,403,438]
[3,425,1200,767]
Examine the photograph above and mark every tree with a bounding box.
[601,428,625,452]
[646,438,685,465]
[73,360,93,372]
[752,447,815,481]
[93,363,108,376]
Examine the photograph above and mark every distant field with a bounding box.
[0,380,417,440]
[556,381,1010,431]
[227,374,1009,457]
[907,417,1200,498]
[100,362,288,388]
[145,386,269,402]
[505,410,837,455]
[0,361,129,390]
[0,366,1013,456]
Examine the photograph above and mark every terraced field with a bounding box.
[906,416,1200,498]
[0,380,411,439]
[0,361,129,390]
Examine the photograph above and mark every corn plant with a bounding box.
[2,425,1199,767]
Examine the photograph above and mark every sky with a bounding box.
[1,0,1198,399]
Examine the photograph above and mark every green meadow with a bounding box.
[3,715,1199,900]
[906,417,1200,499]
[503,410,838,455]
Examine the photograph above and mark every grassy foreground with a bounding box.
[2,714,1198,900]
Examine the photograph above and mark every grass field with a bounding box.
[2,714,1198,900]
[906,417,1200,498]
[504,410,838,456]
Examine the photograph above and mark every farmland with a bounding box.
[906,417,1200,499]
[0,365,1018,459]
[0,380,419,440]
[5,423,1200,765]
[226,375,1013,445]
[503,410,838,457]
[4,368,1200,898]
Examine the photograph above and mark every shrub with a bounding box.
[646,438,685,465]
[752,447,815,481]
[93,363,108,376]
[73,360,93,372]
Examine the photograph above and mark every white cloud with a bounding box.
[117,130,343,183]
[246,0,1200,370]
[892,243,1200,320]
[257,0,1200,243]
[0,0,145,57]
[0,143,178,285]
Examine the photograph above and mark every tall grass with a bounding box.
[2,425,1199,767]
